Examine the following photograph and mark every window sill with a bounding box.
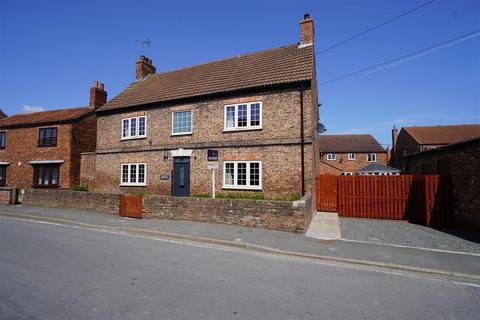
[223,127,262,133]
[121,136,147,141]
[120,184,146,187]
[32,185,60,189]
[171,132,192,137]
[221,185,262,191]
[367,161,377,163]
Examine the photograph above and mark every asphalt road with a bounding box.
[0,218,479,320]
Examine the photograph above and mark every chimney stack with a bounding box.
[89,81,107,109]
[136,55,156,80]
[391,125,399,165]
[300,13,314,46]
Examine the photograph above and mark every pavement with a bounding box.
[305,212,341,240]
[0,204,479,279]
[3,218,479,320]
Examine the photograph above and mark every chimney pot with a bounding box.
[99,83,104,90]
[93,80,99,88]
[304,13,310,19]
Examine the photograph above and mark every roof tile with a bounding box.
[99,43,314,111]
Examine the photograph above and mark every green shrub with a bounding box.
[70,183,88,191]
[192,193,211,198]
[137,192,145,197]
[216,192,265,200]
[287,193,302,201]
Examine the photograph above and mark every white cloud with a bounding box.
[21,105,46,114]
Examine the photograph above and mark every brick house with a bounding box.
[392,124,480,171]
[405,137,480,228]
[82,14,319,200]
[317,134,387,175]
[0,81,106,189]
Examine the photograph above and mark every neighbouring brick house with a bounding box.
[406,137,480,228]
[0,81,106,189]
[391,124,480,171]
[317,134,387,175]
[82,14,320,201]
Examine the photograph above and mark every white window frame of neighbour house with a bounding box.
[326,153,336,161]
[121,116,147,140]
[348,153,355,160]
[120,163,147,186]
[367,153,377,162]
[224,102,262,131]
[171,110,192,135]
[342,172,353,176]
[222,161,262,190]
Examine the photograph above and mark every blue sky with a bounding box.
[0,0,479,146]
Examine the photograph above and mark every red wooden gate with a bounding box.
[315,174,338,211]
[409,175,452,227]
[120,194,143,219]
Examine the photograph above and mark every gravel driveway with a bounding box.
[340,217,480,254]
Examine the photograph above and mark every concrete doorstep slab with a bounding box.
[305,212,341,240]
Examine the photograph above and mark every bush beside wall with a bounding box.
[21,189,120,215]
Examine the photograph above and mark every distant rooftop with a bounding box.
[403,124,480,145]
[318,134,385,153]
[0,107,92,128]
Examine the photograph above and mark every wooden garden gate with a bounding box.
[120,194,143,219]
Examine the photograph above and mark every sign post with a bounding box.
[207,149,219,198]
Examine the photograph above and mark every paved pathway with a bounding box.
[0,204,479,278]
[305,212,341,240]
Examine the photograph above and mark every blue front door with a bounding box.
[172,157,190,196]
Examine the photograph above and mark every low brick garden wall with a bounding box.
[0,188,12,204]
[22,189,121,215]
[19,189,312,233]
[144,193,312,232]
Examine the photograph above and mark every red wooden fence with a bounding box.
[337,175,413,220]
[315,174,452,226]
[315,174,337,212]
[120,194,143,219]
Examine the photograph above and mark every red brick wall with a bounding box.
[317,152,388,175]
[0,113,96,189]
[0,124,73,188]
[71,113,97,186]
[407,140,480,228]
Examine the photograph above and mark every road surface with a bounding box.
[0,217,478,319]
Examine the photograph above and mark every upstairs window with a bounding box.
[367,153,377,162]
[172,110,192,135]
[38,127,57,147]
[121,163,146,186]
[0,132,5,149]
[122,116,147,139]
[348,153,355,160]
[224,102,262,131]
[327,153,336,161]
